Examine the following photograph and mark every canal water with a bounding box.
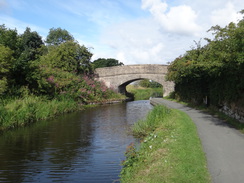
[0,100,153,183]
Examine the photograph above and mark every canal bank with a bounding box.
[120,99,210,183]
[0,95,127,133]
[150,98,244,183]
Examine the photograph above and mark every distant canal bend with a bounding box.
[0,100,153,183]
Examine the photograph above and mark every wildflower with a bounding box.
[47,75,55,83]
[149,145,152,149]
[91,84,96,88]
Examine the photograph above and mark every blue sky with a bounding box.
[0,0,242,64]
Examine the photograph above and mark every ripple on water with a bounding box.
[0,100,152,183]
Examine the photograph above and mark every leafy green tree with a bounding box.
[92,58,124,69]
[0,45,13,94]
[167,11,244,106]
[17,27,44,60]
[46,27,74,46]
[0,25,18,58]
[12,27,44,87]
[39,41,93,75]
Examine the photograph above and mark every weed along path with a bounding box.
[150,98,244,183]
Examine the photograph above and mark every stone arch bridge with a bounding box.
[95,64,174,98]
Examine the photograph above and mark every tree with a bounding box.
[139,79,150,88]
[92,58,124,69]
[39,41,93,75]
[0,24,18,58]
[0,45,13,94]
[166,11,244,105]
[17,27,44,60]
[46,27,74,46]
[12,27,44,87]
[139,79,162,88]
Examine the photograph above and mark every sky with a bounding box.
[0,0,243,65]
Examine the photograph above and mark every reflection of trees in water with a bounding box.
[0,111,93,182]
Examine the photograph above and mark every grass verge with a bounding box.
[120,105,211,183]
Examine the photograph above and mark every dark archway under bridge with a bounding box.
[95,64,174,98]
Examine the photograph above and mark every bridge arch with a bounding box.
[95,64,174,97]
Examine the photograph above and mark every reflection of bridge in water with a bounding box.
[95,64,174,98]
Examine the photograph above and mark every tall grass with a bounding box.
[0,82,125,132]
[0,95,78,131]
[120,105,211,183]
[132,105,171,137]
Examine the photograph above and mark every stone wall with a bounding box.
[220,102,244,123]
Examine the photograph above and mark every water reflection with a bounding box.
[0,100,152,183]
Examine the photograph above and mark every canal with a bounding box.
[0,100,153,183]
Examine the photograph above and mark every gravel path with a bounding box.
[150,98,244,183]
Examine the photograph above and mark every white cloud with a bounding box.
[141,0,202,36]
[175,0,243,30]
[141,0,168,13]
[101,18,167,64]
[98,0,242,65]
[100,17,198,65]
[97,0,206,65]
[116,52,127,63]
[210,2,242,27]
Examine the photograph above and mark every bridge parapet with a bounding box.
[95,64,169,77]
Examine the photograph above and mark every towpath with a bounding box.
[150,98,244,183]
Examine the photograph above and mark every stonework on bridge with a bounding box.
[95,64,174,97]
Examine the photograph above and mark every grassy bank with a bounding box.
[0,93,125,133]
[0,94,126,132]
[126,85,163,100]
[120,105,211,183]
[0,95,78,131]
